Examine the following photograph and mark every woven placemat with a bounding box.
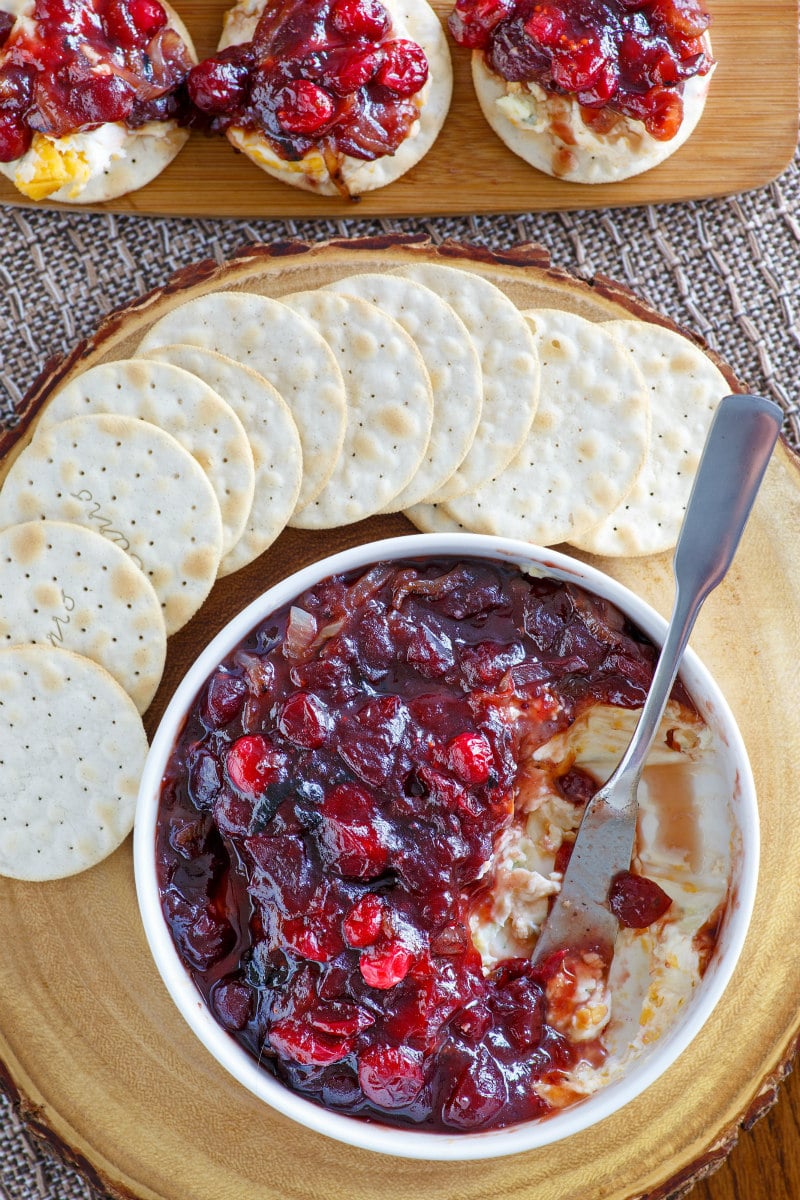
[1,138,799,1198]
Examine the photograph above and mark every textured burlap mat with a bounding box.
[1,136,799,1198]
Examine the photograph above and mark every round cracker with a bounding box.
[282,289,433,528]
[569,320,730,557]
[393,262,540,498]
[138,344,303,576]
[0,520,165,714]
[443,308,650,545]
[322,273,482,507]
[471,48,714,186]
[219,0,452,196]
[0,414,223,636]
[0,1,195,203]
[136,291,346,514]
[37,359,255,558]
[0,644,147,881]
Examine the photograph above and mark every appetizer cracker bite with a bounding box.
[187,0,452,197]
[450,0,715,183]
[0,0,196,202]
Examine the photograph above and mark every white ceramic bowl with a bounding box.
[134,533,757,1161]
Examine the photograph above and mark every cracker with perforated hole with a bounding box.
[0,520,166,714]
[136,291,346,515]
[392,262,540,499]
[0,414,223,636]
[282,290,434,527]
[137,344,303,577]
[0,644,147,880]
[321,273,482,508]
[442,309,650,545]
[36,360,255,558]
[569,320,730,558]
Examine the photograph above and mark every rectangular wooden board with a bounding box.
[0,0,797,217]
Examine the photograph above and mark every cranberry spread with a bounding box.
[186,0,428,169]
[448,0,713,140]
[0,0,193,162]
[156,558,689,1131]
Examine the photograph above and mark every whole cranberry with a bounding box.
[343,893,384,947]
[359,940,414,989]
[275,80,336,135]
[330,0,390,40]
[447,0,515,49]
[226,735,284,795]
[0,112,32,163]
[278,691,331,748]
[312,46,380,96]
[203,670,247,728]
[374,40,428,96]
[358,1044,424,1108]
[104,0,166,48]
[212,978,253,1031]
[188,55,250,115]
[447,731,493,785]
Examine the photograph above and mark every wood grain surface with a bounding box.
[0,0,796,217]
[1,240,799,1200]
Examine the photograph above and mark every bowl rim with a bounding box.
[134,532,758,1161]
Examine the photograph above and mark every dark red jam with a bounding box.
[156,558,687,1132]
[0,0,193,162]
[186,0,428,183]
[448,0,713,140]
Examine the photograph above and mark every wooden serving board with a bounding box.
[0,0,797,217]
[1,239,800,1200]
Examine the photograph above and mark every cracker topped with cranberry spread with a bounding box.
[0,0,196,201]
[187,0,452,197]
[450,0,715,183]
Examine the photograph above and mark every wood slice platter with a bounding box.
[0,0,797,217]
[1,238,800,1200]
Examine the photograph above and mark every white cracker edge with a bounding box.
[569,319,730,557]
[139,343,304,575]
[136,290,346,514]
[393,261,540,498]
[283,289,434,527]
[322,272,483,507]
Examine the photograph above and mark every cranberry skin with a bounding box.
[358,1045,424,1108]
[442,1047,507,1129]
[309,1000,375,1035]
[447,0,515,49]
[311,46,380,96]
[0,112,32,162]
[104,0,166,47]
[188,56,250,115]
[360,940,414,988]
[225,735,284,796]
[317,782,390,879]
[609,870,672,928]
[270,1017,353,1065]
[374,40,428,96]
[447,731,493,785]
[275,80,336,134]
[203,670,247,728]
[343,893,384,947]
[278,691,330,748]
[212,978,253,1031]
[330,0,390,41]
